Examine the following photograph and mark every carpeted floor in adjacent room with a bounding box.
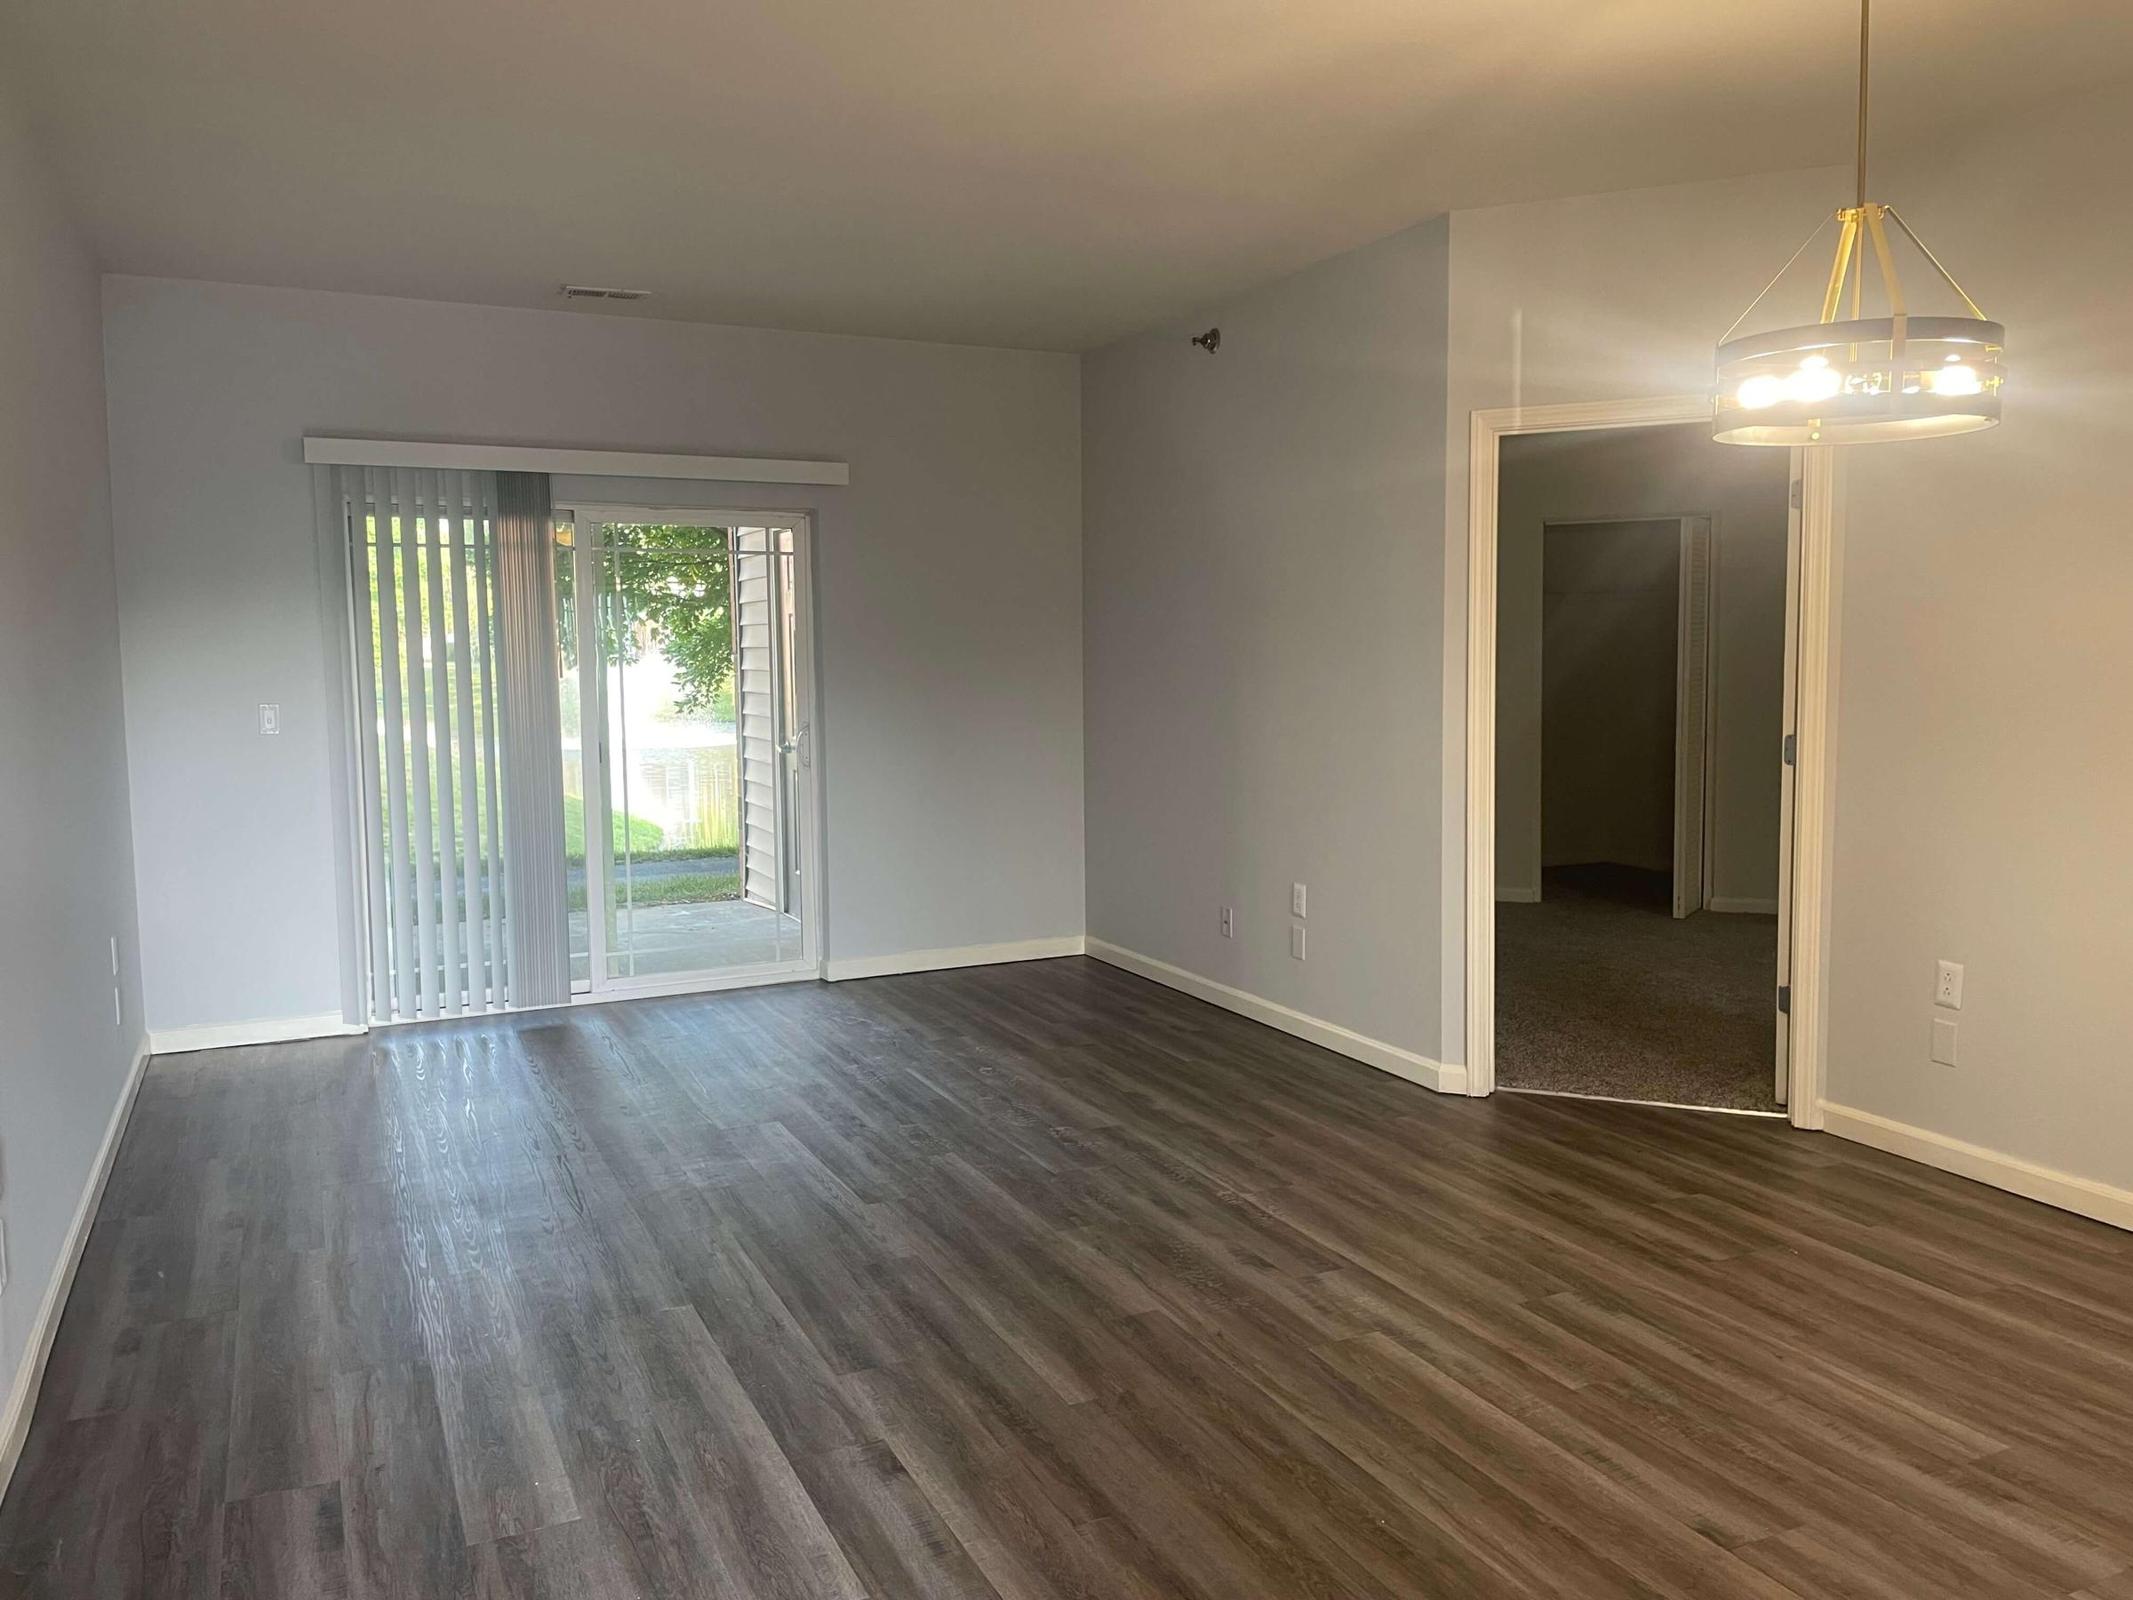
[1496,863,1780,1112]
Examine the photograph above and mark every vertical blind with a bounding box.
[492,473,571,1008]
[332,466,567,1021]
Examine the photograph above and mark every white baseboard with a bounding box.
[823,936,1086,984]
[1495,886,1540,904]
[147,1011,364,1055]
[1708,896,1779,914]
[0,1035,152,1506]
[1822,1101,2133,1233]
[1085,939,1467,1096]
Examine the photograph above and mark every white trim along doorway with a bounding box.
[1461,396,1840,1128]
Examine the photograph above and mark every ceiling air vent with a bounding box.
[560,284,652,302]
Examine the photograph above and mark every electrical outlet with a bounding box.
[1290,924,1306,961]
[259,703,280,735]
[1934,959,1964,1010]
[110,935,119,976]
[1291,882,1307,918]
[1931,1017,1959,1066]
[1219,906,1234,939]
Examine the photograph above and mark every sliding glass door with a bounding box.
[335,471,818,1018]
[557,509,816,992]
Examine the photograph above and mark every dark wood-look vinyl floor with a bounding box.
[6,958,2133,1599]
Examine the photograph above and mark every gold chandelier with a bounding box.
[1712,0,2004,446]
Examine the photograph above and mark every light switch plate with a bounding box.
[1290,923,1306,961]
[1931,1017,1959,1066]
[259,703,281,736]
[1934,960,1964,1009]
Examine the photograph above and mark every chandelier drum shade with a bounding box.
[1712,1,2004,446]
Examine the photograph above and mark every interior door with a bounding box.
[1671,516,1715,919]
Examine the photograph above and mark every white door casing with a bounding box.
[1462,397,1836,1127]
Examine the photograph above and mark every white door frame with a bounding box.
[556,504,826,1000]
[1463,397,1837,1128]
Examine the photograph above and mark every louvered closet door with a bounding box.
[336,466,567,1020]
[732,529,785,911]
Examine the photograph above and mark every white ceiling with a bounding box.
[5,0,2124,351]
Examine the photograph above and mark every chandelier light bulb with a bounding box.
[1737,375,1786,410]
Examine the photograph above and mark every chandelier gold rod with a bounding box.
[1856,0,1871,209]
[1822,211,1861,324]
[1717,214,1837,347]
[1884,207,1988,320]
[1863,206,1904,316]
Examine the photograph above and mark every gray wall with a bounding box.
[100,278,1084,1033]
[1825,83,2133,1186]
[1082,219,1450,1058]
[0,110,144,1397]
[1495,426,1791,904]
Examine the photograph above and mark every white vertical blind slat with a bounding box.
[470,474,510,1004]
[342,475,393,1023]
[368,468,420,1022]
[445,469,490,1010]
[396,467,439,1015]
[421,469,464,1014]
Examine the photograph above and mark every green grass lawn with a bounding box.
[566,871,740,912]
[563,792,665,857]
[561,752,741,861]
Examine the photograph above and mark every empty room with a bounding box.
[3,2,2131,1597]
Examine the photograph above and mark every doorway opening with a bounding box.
[1490,424,1794,1112]
[554,507,818,995]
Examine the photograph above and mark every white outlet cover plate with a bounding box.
[1931,1017,1959,1066]
[1934,959,1964,1009]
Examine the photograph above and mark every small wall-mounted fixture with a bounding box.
[1190,327,1221,354]
[561,284,652,302]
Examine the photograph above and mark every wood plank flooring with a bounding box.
[5,955,2132,1598]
